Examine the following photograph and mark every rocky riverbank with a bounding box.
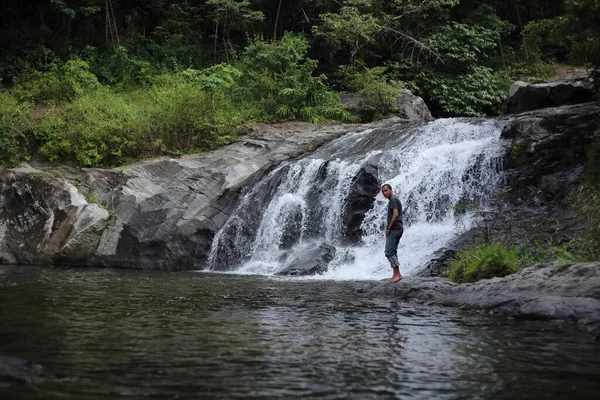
[363,261,600,339]
[0,117,404,269]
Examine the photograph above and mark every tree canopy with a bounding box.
[0,0,598,167]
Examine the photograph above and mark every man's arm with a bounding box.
[387,208,399,230]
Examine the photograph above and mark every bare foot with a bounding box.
[388,275,403,283]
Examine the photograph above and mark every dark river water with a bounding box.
[1,266,599,400]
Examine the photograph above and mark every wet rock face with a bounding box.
[0,169,114,265]
[506,79,595,114]
[276,243,336,276]
[0,121,393,270]
[340,154,381,244]
[0,356,42,385]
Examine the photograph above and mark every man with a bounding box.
[381,184,403,283]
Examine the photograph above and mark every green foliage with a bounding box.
[521,0,600,77]
[339,65,405,117]
[521,17,571,63]
[416,66,511,117]
[33,90,140,167]
[448,243,521,283]
[239,33,356,123]
[2,0,598,167]
[0,92,33,167]
[427,22,499,72]
[241,33,309,73]
[148,68,241,151]
[13,59,100,104]
[90,47,158,88]
[524,237,595,264]
[508,61,553,83]
[571,134,600,262]
[313,0,380,66]
[409,19,513,117]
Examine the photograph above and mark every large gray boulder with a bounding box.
[395,89,434,121]
[506,78,595,114]
[276,243,336,276]
[340,153,381,244]
[340,89,433,122]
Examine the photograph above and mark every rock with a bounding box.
[417,102,600,273]
[417,247,457,277]
[340,154,381,243]
[363,261,600,336]
[412,102,600,275]
[395,89,434,121]
[339,93,376,122]
[506,78,595,114]
[0,356,41,384]
[340,90,433,122]
[276,243,336,276]
[0,120,390,270]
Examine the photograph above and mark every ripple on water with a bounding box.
[0,266,599,400]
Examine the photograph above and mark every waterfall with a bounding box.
[208,118,507,280]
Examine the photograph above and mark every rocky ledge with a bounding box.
[0,117,404,270]
[363,261,600,338]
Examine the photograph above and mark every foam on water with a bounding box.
[208,118,506,280]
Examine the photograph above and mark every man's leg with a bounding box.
[385,230,403,283]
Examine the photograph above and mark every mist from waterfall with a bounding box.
[208,118,507,280]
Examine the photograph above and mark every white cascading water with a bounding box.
[208,118,507,280]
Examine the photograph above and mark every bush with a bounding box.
[416,66,511,117]
[0,92,33,167]
[12,59,100,104]
[88,46,158,88]
[339,65,405,117]
[33,90,141,167]
[238,33,356,123]
[148,66,244,150]
[448,243,521,283]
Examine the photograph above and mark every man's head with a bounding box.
[381,184,393,199]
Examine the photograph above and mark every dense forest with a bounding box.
[1,0,599,168]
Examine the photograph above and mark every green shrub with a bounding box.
[573,186,600,261]
[33,90,141,167]
[339,65,405,117]
[90,46,158,88]
[13,59,101,104]
[148,67,243,150]
[508,61,553,83]
[448,243,521,283]
[416,66,511,117]
[238,33,356,123]
[0,92,33,167]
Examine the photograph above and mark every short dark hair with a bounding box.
[382,184,392,191]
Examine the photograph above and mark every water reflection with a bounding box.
[1,266,599,399]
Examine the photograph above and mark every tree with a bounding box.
[312,0,380,67]
[205,0,265,62]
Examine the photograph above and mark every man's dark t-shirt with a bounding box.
[387,195,403,230]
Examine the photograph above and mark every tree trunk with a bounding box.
[214,21,219,63]
[273,0,283,40]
